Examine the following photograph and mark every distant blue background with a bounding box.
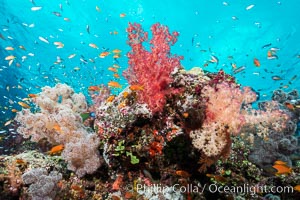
[1,0,299,125]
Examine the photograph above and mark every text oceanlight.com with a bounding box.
[135,183,294,195]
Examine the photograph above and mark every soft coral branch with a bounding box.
[124,23,183,113]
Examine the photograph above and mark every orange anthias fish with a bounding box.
[28,93,37,98]
[108,67,118,73]
[113,73,120,79]
[129,84,144,91]
[113,54,121,59]
[108,81,122,88]
[119,13,126,18]
[112,49,121,54]
[48,144,64,155]
[106,95,115,102]
[272,161,292,175]
[254,58,260,67]
[176,170,191,178]
[294,185,300,192]
[88,86,101,91]
[284,102,295,111]
[99,51,110,58]
[53,124,62,133]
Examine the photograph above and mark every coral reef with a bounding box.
[1,23,299,200]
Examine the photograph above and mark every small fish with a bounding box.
[113,73,120,79]
[73,67,80,71]
[108,67,118,73]
[108,81,122,88]
[284,102,295,110]
[129,85,144,91]
[123,91,129,98]
[106,95,115,102]
[294,185,300,192]
[68,54,76,59]
[16,158,27,165]
[64,17,70,22]
[48,144,64,155]
[209,55,219,64]
[31,6,42,11]
[272,76,283,81]
[96,5,101,12]
[113,54,121,59]
[182,112,189,118]
[291,75,297,81]
[39,36,49,44]
[5,46,14,51]
[176,170,191,178]
[88,86,101,91]
[267,55,278,60]
[4,120,12,126]
[99,51,110,58]
[86,25,90,34]
[272,163,292,175]
[261,43,272,49]
[120,13,126,18]
[89,43,98,49]
[11,109,18,112]
[5,55,16,61]
[28,94,37,98]
[231,16,238,20]
[0,33,6,40]
[18,101,30,109]
[54,41,64,48]
[112,49,121,54]
[246,4,255,10]
[270,47,280,51]
[253,58,260,67]
[233,66,245,74]
[231,63,237,69]
[52,12,61,17]
[8,59,14,66]
[19,45,26,50]
[53,124,62,132]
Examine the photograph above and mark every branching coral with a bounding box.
[15,84,101,177]
[123,23,183,114]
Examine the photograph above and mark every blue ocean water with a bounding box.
[0,0,299,125]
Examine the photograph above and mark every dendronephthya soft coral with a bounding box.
[15,84,101,177]
[123,23,183,114]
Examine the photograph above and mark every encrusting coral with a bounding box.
[15,84,101,177]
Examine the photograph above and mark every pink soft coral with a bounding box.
[123,23,183,113]
[202,82,257,135]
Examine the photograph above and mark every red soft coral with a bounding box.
[123,23,183,114]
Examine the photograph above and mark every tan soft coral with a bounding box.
[15,84,101,177]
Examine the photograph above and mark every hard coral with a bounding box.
[123,23,183,114]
